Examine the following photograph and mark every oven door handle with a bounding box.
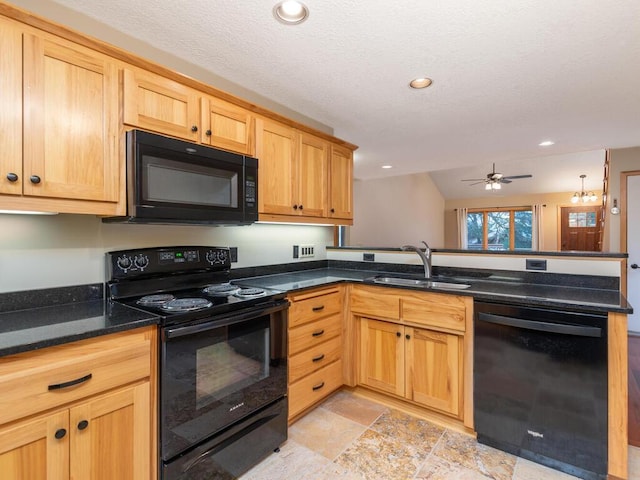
[478,312,602,337]
[164,300,288,339]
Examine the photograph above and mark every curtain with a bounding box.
[532,204,544,250]
[456,207,468,249]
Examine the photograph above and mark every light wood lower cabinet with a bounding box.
[352,285,470,420]
[0,327,156,480]
[287,286,344,420]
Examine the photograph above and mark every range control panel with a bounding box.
[107,246,230,279]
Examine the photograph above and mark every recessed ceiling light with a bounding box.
[273,1,309,24]
[382,165,393,169]
[539,140,554,147]
[409,78,433,89]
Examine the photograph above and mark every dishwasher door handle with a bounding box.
[478,312,602,338]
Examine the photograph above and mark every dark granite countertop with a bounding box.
[327,246,629,258]
[0,298,159,357]
[235,267,632,315]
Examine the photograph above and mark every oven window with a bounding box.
[196,326,269,410]
[143,155,238,207]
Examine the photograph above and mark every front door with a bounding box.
[560,205,603,251]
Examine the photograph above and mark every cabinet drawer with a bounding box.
[289,289,342,328]
[289,360,342,419]
[350,285,399,319]
[289,314,342,355]
[401,292,467,332]
[0,328,152,426]
[289,335,342,384]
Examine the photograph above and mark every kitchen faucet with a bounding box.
[401,241,432,279]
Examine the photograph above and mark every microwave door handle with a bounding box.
[478,312,602,338]
[164,302,288,339]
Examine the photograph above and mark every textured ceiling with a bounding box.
[45,0,640,190]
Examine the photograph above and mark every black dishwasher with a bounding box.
[474,301,608,480]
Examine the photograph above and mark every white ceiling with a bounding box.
[46,0,640,190]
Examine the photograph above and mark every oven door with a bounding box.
[160,300,288,462]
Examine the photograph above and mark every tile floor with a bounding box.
[240,390,640,480]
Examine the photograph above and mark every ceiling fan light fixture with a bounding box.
[273,1,309,24]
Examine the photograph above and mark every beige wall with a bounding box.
[605,147,640,253]
[348,173,445,248]
[444,192,585,251]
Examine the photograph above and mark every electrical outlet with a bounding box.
[363,253,375,262]
[229,247,238,263]
[299,244,315,258]
[293,245,299,259]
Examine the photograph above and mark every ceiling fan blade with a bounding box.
[502,174,533,180]
[499,179,512,184]
[468,181,485,186]
[461,178,485,182]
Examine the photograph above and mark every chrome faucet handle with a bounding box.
[421,240,430,252]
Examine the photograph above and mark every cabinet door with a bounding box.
[328,144,353,220]
[122,68,199,141]
[359,318,404,396]
[0,410,69,480]
[406,327,461,416]
[256,118,298,215]
[70,383,150,480]
[201,97,254,155]
[298,132,328,218]
[23,34,119,202]
[0,19,23,196]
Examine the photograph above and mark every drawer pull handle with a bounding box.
[48,373,92,391]
[312,382,325,391]
[54,428,67,439]
[312,330,325,337]
[77,420,89,430]
[312,305,325,312]
[312,354,325,362]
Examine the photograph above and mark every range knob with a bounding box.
[116,255,133,272]
[206,250,227,265]
[134,254,150,270]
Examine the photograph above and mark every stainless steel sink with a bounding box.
[369,276,470,290]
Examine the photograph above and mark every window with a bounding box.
[466,208,532,250]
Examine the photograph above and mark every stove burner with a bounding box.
[203,283,240,296]
[235,287,266,298]
[137,294,175,306]
[160,297,213,312]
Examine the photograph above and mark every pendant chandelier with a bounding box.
[571,174,598,203]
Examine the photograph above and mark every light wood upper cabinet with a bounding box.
[123,68,200,142]
[298,132,328,218]
[23,34,119,203]
[0,20,122,214]
[329,144,353,220]
[256,117,298,215]
[201,97,254,155]
[0,18,23,197]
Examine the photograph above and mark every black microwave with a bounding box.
[104,130,258,225]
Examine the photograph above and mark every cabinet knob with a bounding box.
[6,173,18,182]
[54,428,67,439]
[293,204,298,210]
[405,334,411,340]
[205,129,212,136]
[30,175,41,184]
[396,332,401,337]
[632,264,639,270]
[191,125,198,132]
[330,208,335,213]
[77,420,89,430]
[299,204,304,210]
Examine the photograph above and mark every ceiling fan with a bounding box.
[461,163,533,190]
